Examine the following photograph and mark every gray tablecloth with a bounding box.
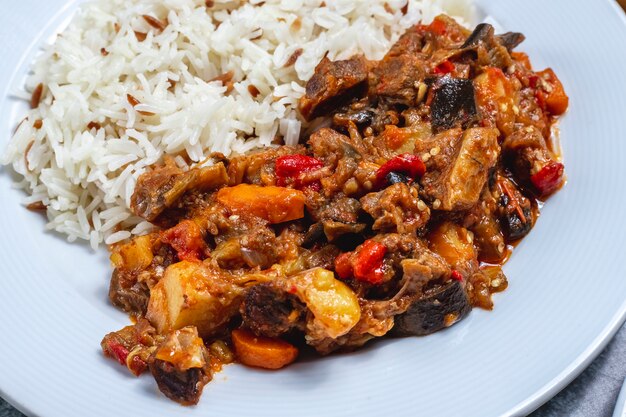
[2,321,626,417]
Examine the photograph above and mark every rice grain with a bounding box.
[2,0,472,249]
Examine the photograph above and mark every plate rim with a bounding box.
[1,1,626,416]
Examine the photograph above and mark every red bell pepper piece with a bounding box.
[450,270,464,282]
[530,161,564,196]
[434,60,455,75]
[275,154,324,189]
[375,153,426,188]
[334,240,387,285]
[161,219,207,262]
[334,252,353,280]
[104,339,130,365]
[426,17,447,35]
[102,338,147,376]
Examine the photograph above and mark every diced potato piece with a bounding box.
[146,261,242,337]
[231,328,298,370]
[428,222,476,267]
[441,127,500,210]
[217,184,305,224]
[290,268,361,339]
[110,234,154,270]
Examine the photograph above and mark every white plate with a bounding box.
[2,1,626,416]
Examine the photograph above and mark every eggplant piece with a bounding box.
[457,23,524,69]
[334,109,375,126]
[303,244,341,270]
[498,32,526,51]
[461,23,494,49]
[497,176,534,241]
[461,23,524,51]
[500,197,532,240]
[386,171,411,185]
[150,360,210,406]
[241,283,307,338]
[322,220,366,242]
[391,280,471,336]
[302,222,325,249]
[429,76,477,132]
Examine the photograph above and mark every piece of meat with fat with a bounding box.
[417,127,500,211]
[150,327,212,405]
[131,159,228,222]
[318,197,365,241]
[310,243,455,353]
[227,146,302,186]
[109,268,150,315]
[370,53,426,106]
[308,128,364,196]
[108,237,177,315]
[299,56,369,120]
[240,283,307,338]
[212,225,278,270]
[101,318,159,376]
[502,126,564,195]
[360,182,430,234]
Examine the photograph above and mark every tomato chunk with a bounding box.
[530,161,564,196]
[161,220,207,262]
[537,68,568,115]
[275,154,323,189]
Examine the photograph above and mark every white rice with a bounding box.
[1,0,472,248]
